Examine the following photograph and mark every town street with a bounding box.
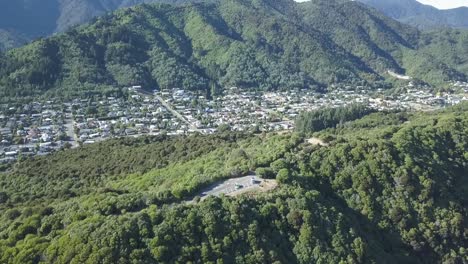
[64,119,79,148]
[153,94,205,134]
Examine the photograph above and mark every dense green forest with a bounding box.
[1,0,468,99]
[2,0,467,50]
[0,29,29,51]
[0,103,466,263]
[295,104,375,133]
[0,0,212,50]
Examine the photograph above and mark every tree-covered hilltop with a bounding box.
[0,29,30,51]
[0,103,466,263]
[1,0,468,98]
[299,0,468,86]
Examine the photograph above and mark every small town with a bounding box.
[1,83,467,164]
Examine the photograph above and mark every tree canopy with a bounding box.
[0,103,466,263]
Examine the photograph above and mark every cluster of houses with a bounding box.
[262,87,468,114]
[70,95,185,145]
[158,86,468,133]
[0,101,71,164]
[159,88,294,133]
[451,81,468,90]
[1,84,467,164]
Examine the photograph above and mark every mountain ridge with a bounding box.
[0,0,208,50]
[0,0,467,98]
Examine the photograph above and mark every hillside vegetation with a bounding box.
[0,103,466,263]
[1,0,468,98]
[0,0,209,50]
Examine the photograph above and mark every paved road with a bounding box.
[153,95,205,134]
[199,175,261,199]
[136,90,205,134]
[64,119,79,148]
[253,101,291,122]
[306,137,328,147]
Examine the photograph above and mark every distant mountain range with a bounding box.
[357,0,468,30]
[0,0,467,98]
[0,0,209,50]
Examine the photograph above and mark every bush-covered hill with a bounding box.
[0,104,466,263]
[0,0,210,50]
[1,0,467,98]
[0,29,30,51]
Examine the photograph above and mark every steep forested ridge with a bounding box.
[357,0,468,30]
[0,0,209,50]
[0,0,468,98]
[0,104,466,263]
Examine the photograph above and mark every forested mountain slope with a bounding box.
[0,0,467,98]
[0,29,30,51]
[0,0,209,50]
[358,0,468,30]
[0,103,466,263]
